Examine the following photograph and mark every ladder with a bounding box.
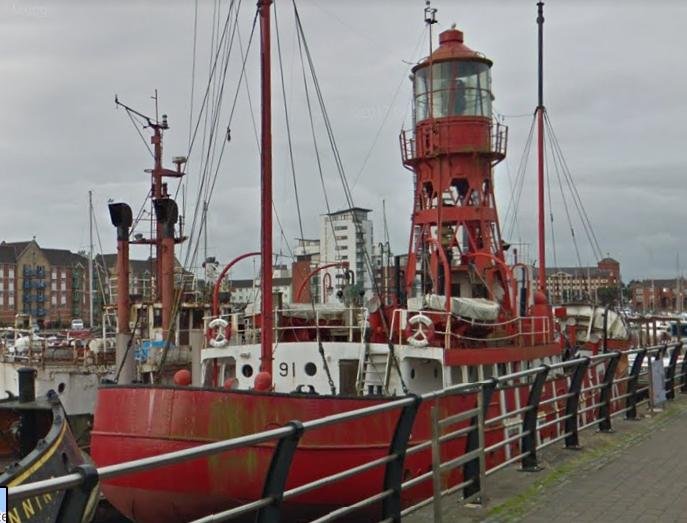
[356,341,392,396]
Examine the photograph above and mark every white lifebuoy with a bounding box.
[405,314,435,348]
[207,318,231,348]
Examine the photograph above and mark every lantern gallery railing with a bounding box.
[9,343,685,523]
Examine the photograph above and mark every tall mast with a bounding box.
[259,0,274,379]
[536,1,546,292]
[88,190,94,327]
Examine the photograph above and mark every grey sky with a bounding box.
[1,0,685,282]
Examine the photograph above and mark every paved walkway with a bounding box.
[406,398,687,522]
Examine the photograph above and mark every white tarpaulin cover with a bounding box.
[407,294,500,321]
[244,301,350,320]
[562,304,629,340]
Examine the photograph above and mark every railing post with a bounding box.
[597,352,621,432]
[56,464,99,523]
[564,357,590,449]
[626,348,647,420]
[430,406,443,523]
[256,420,305,523]
[521,365,549,471]
[382,394,422,523]
[665,343,681,400]
[463,378,497,501]
[681,343,687,393]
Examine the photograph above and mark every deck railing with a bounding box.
[390,308,551,349]
[209,306,369,346]
[9,342,684,523]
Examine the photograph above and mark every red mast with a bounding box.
[258,0,274,384]
[536,1,546,292]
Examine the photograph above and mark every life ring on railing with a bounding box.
[404,314,435,348]
[206,318,231,348]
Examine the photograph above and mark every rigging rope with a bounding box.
[350,26,428,190]
[188,0,199,144]
[544,112,603,261]
[124,110,153,158]
[545,126,558,270]
[503,113,536,241]
[276,2,335,393]
[294,0,407,394]
[547,115,583,269]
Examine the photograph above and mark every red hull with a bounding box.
[91,371,610,522]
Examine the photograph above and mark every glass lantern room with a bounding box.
[414,60,493,122]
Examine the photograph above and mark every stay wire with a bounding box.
[184,2,249,272]
[277,3,335,394]
[294,0,407,393]
[125,110,154,158]
[544,124,558,271]
[545,113,603,261]
[350,25,428,190]
[503,113,536,240]
[188,0,199,144]
[548,117,583,269]
[294,7,345,284]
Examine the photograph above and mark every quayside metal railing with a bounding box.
[8,342,686,523]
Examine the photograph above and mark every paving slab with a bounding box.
[404,397,687,522]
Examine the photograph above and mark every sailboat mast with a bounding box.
[259,0,274,379]
[536,1,546,292]
[88,190,94,327]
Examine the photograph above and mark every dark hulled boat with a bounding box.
[2,368,98,523]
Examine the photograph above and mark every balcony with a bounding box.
[400,119,508,165]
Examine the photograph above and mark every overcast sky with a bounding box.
[1,0,686,282]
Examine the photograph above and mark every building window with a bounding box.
[51,295,57,305]
[60,293,66,305]
[9,295,14,307]
[8,268,14,279]
[51,282,57,291]
[61,281,67,291]
[51,269,57,280]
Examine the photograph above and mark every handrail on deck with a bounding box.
[10,341,683,523]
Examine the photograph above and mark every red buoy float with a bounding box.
[174,369,192,386]
[253,371,273,391]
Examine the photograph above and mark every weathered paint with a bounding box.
[91,367,614,523]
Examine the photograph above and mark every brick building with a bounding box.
[0,240,87,327]
[94,254,196,306]
[545,257,621,304]
[629,278,687,313]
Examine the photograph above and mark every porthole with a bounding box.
[304,362,317,376]
[57,382,66,394]
[242,365,254,378]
